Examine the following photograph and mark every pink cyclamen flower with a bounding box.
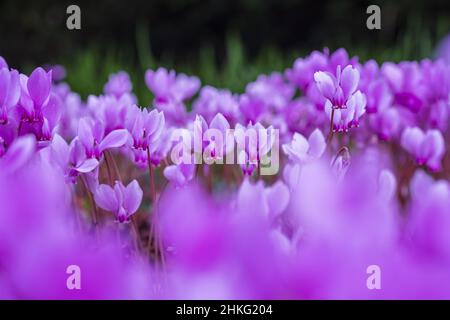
[314,65,360,109]
[94,180,143,223]
[0,68,20,124]
[78,117,128,159]
[234,122,276,176]
[285,50,329,91]
[237,178,290,221]
[193,113,233,162]
[51,134,99,184]
[19,67,53,118]
[86,94,135,134]
[163,163,196,188]
[103,71,133,98]
[145,68,200,103]
[325,90,366,132]
[16,67,62,146]
[381,62,425,113]
[401,127,445,171]
[282,129,326,164]
[192,86,240,124]
[126,105,165,167]
[370,107,400,141]
[239,73,295,123]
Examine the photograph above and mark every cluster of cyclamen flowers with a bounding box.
[0,47,449,299]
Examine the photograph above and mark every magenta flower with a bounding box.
[126,105,165,167]
[0,68,20,124]
[285,50,328,91]
[234,122,276,175]
[401,127,445,171]
[239,73,294,123]
[18,67,53,119]
[365,79,392,114]
[193,86,240,124]
[103,71,133,99]
[16,67,62,146]
[44,64,66,82]
[193,113,233,162]
[282,129,326,164]
[87,94,134,134]
[369,107,400,141]
[145,67,200,103]
[314,65,360,109]
[325,90,367,132]
[381,62,425,113]
[94,180,143,223]
[163,163,196,188]
[408,170,450,261]
[50,134,99,183]
[237,179,290,220]
[78,117,128,159]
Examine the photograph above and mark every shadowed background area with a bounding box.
[1,0,449,102]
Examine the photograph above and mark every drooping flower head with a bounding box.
[126,105,165,167]
[400,127,445,171]
[314,65,361,109]
[94,180,143,223]
[50,134,99,184]
[78,117,128,159]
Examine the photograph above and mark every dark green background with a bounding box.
[1,0,449,103]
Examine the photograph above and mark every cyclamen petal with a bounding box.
[307,129,326,159]
[0,135,35,173]
[75,158,99,173]
[378,169,397,201]
[77,118,95,150]
[313,71,335,101]
[401,127,424,156]
[401,127,445,171]
[94,184,119,212]
[339,65,359,99]
[164,165,186,186]
[0,69,20,109]
[122,180,143,215]
[264,180,290,218]
[164,163,195,188]
[99,129,129,152]
[27,67,52,107]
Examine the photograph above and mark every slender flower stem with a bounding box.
[107,150,122,182]
[71,187,83,233]
[327,107,336,145]
[131,216,142,253]
[147,148,156,204]
[146,147,160,262]
[103,153,114,185]
[80,175,100,239]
